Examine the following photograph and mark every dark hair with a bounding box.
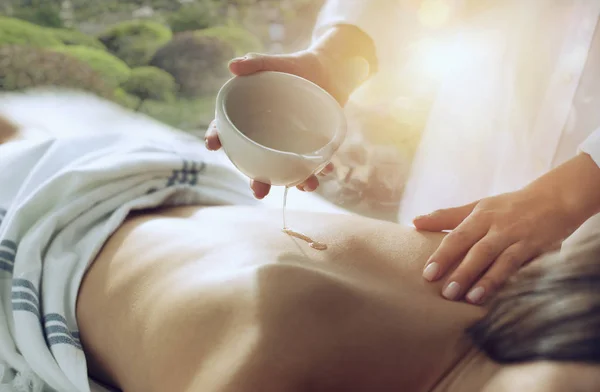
[468,234,600,364]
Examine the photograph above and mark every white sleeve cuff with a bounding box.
[312,0,403,68]
[579,128,600,168]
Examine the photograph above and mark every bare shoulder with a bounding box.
[482,362,600,392]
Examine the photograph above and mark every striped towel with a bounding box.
[0,132,257,392]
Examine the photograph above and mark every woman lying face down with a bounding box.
[75,208,600,390]
[1,114,599,392]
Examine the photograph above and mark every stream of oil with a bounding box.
[281,186,327,251]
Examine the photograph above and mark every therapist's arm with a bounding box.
[414,151,600,304]
[220,25,376,106]
[205,0,395,199]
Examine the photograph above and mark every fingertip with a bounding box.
[466,286,486,305]
[318,162,334,176]
[442,281,462,301]
[229,53,263,75]
[251,180,271,199]
[302,176,319,192]
[412,216,426,228]
[204,134,221,151]
[422,261,440,282]
[228,58,247,75]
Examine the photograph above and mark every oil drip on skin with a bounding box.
[282,186,328,250]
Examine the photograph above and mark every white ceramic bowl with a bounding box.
[215,71,346,187]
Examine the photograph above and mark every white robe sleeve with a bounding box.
[579,128,600,167]
[312,0,404,68]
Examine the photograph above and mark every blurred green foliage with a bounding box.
[150,32,233,98]
[0,0,322,131]
[50,28,106,50]
[12,3,63,28]
[52,45,131,88]
[0,45,111,97]
[198,23,262,56]
[167,1,221,33]
[98,20,172,67]
[121,66,177,109]
[0,17,63,47]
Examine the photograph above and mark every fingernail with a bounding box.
[204,138,210,149]
[415,215,426,221]
[466,287,485,304]
[422,262,439,281]
[304,183,316,192]
[443,282,461,301]
[228,56,247,65]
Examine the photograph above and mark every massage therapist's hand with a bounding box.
[204,50,342,198]
[414,153,600,305]
[205,25,374,199]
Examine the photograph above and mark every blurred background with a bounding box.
[0,0,445,218]
[0,0,328,130]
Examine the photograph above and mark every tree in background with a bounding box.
[98,20,172,67]
[121,66,177,111]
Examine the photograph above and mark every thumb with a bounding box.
[413,202,478,232]
[228,53,296,76]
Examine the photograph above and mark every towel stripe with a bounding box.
[0,261,13,274]
[47,335,82,349]
[11,291,39,308]
[12,301,40,316]
[12,300,82,349]
[45,326,81,347]
[0,239,17,252]
[12,279,39,298]
[10,280,83,348]
[44,313,68,325]
[46,324,81,342]
[0,250,15,262]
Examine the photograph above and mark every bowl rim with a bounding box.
[216,71,346,156]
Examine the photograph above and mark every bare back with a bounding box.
[77,206,496,392]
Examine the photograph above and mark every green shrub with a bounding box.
[197,24,263,56]
[149,32,234,98]
[0,45,111,97]
[98,20,172,67]
[49,28,106,50]
[52,45,131,88]
[167,1,220,33]
[0,17,63,47]
[121,66,177,110]
[113,87,140,110]
[12,4,63,28]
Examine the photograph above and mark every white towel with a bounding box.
[0,132,258,392]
